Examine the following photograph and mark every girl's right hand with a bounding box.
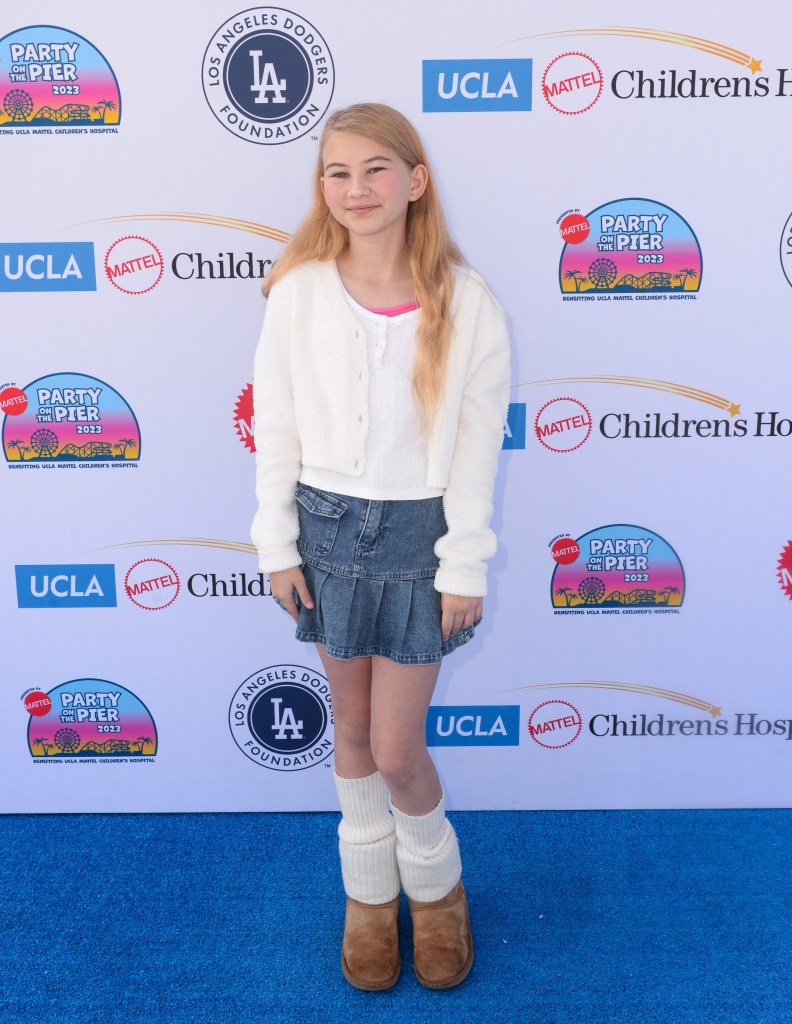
[269,567,314,622]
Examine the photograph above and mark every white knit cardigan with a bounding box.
[250,259,511,597]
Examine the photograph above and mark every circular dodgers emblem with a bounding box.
[528,700,582,749]
[229,665,333,770]
[202,7,335,145]
[105,236,164,295]
[780,212,792,289]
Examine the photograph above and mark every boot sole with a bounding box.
[341,953,401,992]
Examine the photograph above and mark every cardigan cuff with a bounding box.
[433,567,488,598]
[256,543,302,575]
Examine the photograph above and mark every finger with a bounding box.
[441,607,455,641]
[295,576,314,610]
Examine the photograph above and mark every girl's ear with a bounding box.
[409,164,429,202]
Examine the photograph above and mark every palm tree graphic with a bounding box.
[32,737,52,756]
[675,268,698,291]
[6,439,23,460]
[92,99,117,123]
[115,438,137,459]
[555,586,576,607]
[660,586,681,605]
[137,736,153,754]
[564,269,587,293]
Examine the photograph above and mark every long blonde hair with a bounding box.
[263,103,465,425]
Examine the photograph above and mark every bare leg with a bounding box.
[369,656,443,815]
[316,645,377,779]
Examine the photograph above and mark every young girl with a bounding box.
[251,103,510,991]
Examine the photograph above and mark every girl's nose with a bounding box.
[347,176,370,198]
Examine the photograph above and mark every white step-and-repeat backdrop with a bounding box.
[3,0,791,812]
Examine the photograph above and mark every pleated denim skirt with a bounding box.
[292,483,477,665]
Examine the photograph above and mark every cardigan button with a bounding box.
[354,459,359,468]
[358,414,363,423]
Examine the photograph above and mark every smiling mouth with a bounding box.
[347,205,378,213]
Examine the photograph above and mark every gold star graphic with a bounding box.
[728,402,741,416]
[709,705,722,718]
[747,57,762,74]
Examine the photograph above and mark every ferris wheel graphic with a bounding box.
[578,576,606,605]
[3,89,33,122]
[54,728,81,755]
[30,429,59,458]
[588,258,618,289]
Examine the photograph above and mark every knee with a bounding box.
[371,738,426,792]
[334,718,372,753]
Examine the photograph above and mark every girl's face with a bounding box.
[320,131,427,245]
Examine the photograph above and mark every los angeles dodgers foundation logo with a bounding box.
[202,8,335,145]
[229,664,333,770]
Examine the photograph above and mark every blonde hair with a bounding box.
[263,102,465,425]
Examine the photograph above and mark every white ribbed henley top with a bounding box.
[299,288,444,500]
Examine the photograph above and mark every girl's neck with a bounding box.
[336,240,414,308]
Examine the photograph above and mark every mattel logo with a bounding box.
[15,564,117,608]
[422,59,532,112]
[502,403,527,449]
[0,243,96,292]
[426,705,520,746]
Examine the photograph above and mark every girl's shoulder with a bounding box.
[267,257,331,296]
[451,263,506,316]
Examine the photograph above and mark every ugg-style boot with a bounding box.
[334,771,401,990]
[341,894,401,991]
[407,882,473,989]
[391,793,473,988]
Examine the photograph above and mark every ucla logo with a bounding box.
[423,59,532,112]
[229,665,333,770]
[426,706,520,747]
[16,564,117,608]
[502,402,527,450]
[0,242,96,292]
[202,8,335,145]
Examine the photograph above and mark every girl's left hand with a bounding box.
[440,593,483,641]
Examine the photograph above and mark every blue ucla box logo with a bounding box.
[427,705,520,746]
[16,564,117,608]
[0,243,96,291]
[423,59,532,112]
[502,402,526,449]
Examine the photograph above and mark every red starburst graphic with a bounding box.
[777,541,792,600]
[234,382,255,453]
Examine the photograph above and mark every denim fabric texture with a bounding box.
[293,484,477,665]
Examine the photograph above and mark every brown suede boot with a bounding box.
[341,894,401,991]
[407,881,473,989]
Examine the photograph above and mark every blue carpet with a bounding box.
[0,810,790,1023]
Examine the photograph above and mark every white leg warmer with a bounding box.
[334,770,400,905]
[391,792,462,903]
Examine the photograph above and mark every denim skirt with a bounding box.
[293,484,477,665]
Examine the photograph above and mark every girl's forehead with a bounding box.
[322,131,397,164]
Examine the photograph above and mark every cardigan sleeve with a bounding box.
[249,278,304,573]
[433,285,512,597]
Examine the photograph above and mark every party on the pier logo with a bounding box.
[550,525,685,614]
[559,199,702,299]
[2,373,140,469]
[202,7,335,144]
[24,679,157,762]
[229,665,333,771]
[0,25,120,135]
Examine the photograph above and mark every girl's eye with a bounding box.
[331,171,348,179]
[368,166,385,174]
